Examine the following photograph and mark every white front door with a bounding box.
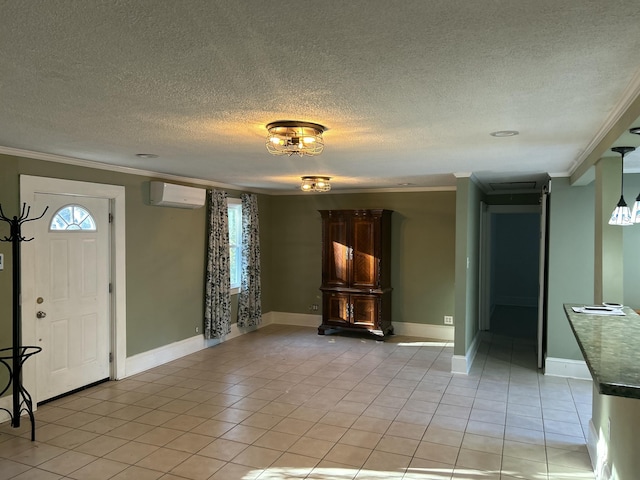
[34,194,111,401]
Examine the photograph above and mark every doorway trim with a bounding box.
[480,205,541,328]
[479,203,543,361]
[19,175,127,404]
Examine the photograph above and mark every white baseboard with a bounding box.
[122,313,455,379]
[262,311,322,327]
[392,322,454,341]
[544,357,592,380]
[125,334,209,378]
[451,331,480,375]
[125,320,266,377]
[262,312,455,342]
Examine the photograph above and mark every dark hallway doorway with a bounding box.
[485,210,541,342]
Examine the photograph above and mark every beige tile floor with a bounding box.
[0,325,595,479]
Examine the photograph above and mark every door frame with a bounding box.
[479,203,544,362]
[20,175,127,404]
[537,183,551,369]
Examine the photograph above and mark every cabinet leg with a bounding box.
[318,325,327,335]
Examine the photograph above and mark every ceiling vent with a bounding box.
[489,181,537,192]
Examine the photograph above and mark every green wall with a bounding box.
[266,191,457,326]
[0,154,269,359]
[1,151,602,373]
[454,177,483,356]
[623,173,640,310]
[596,158,625,304]
[546,177,593,360]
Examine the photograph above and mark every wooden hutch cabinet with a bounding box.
[318,209,393,337]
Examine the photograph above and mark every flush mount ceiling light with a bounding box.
[490,130,519,137]
[300,176,331,192]
[266,121,326,156]
[136,153,158,159]
[630,126,640,135]
[609,146,636,226]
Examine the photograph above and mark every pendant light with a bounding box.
[608,146,635,226]
[632,188,640,224]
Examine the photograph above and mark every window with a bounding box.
[228,198,242,293]
[49,204,97,231]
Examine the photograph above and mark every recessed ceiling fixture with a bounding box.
[490,130,519,137]
[266,121,326,157]
[300,176,331,192]
[609,146,635,226]
[136,153,158,159]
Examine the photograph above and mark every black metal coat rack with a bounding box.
[0,203,48,441]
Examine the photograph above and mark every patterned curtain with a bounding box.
[238,193,262,327]
[204,190,231,339]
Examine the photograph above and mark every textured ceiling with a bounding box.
[2,1,640,193]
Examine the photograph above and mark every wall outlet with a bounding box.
[195,326,199,333]
[309,304,319,311]
[0,253,3,271]
[444,315,454,325]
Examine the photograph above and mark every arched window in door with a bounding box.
[49,204,97,231]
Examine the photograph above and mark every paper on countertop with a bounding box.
[571,306,626,316]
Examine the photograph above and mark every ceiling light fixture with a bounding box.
[266,121,326,156]
[136,153,158,159]
[300,176,331,192]
[630,126,640,135]
[609,146,635,226]
[490,130,519,137]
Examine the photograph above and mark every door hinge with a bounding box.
[109,283,113,293]
[108,213,113,223]
[109,352,113,363]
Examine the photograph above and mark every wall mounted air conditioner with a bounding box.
[149,181,206,209]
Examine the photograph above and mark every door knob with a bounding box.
[36,311,46,319]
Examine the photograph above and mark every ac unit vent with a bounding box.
[149,181,206,209]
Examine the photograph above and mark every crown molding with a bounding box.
[569,68,640,182]
[268,185,456,196]
[0,145,270,195]
[1,145,458,196]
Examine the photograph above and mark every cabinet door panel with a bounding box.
[324,292,350,325]
[351,216,378,288]
[351,294,378,327]
[323,216,350,287]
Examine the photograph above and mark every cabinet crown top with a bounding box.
[318,209,393,216]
